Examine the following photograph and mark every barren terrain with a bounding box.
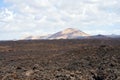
[0,38,120,80]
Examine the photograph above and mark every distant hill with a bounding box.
[23,28,120,40]
[23,28,90,40]
[48,28,90,39]
[88,34,120,39]
[22,34,51,40]
[107,34,120,38]
[87,34,110,39]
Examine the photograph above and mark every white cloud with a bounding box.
[0,0,120,39]
[0,8,14,22]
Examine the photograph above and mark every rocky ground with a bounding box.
[0,38,120,80]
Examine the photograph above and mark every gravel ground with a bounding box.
[0,39,120,80]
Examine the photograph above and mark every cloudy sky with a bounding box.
[0,0,120,40]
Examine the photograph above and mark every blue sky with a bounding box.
[0,0,4,7]
[0,0,120,40]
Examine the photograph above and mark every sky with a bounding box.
[0,0,120,40]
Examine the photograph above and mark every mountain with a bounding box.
[48,28,90,39]
[23,28,90,40]
[107,34,120,38]
[87,34,110,39]
[86,34,120,39]
[22,28,120,40]
[23,34,51,40]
